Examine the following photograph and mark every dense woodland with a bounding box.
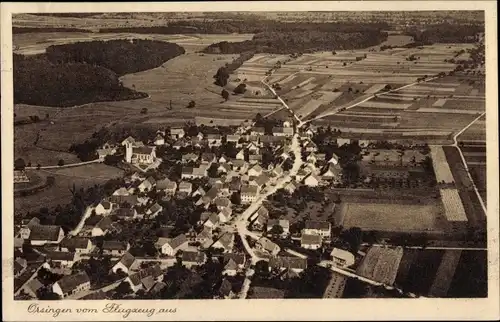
[14,39,185,107]
[12,27,91,34]
[45,39,185,76]
[406,23,484,44]
[204,30,388,55]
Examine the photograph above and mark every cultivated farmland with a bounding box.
[356,245,404,285]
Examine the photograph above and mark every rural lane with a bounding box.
[25,159,101,170]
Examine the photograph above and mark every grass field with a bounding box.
[14,164,123,214]
[356,245,404,285]
[339,202,447,233]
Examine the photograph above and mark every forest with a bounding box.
[45,39,185,76]
[406,23,484,44]
[99,20,389,35]
[14,39,185,107]
[203,30,388,54]
[12,27,91,34]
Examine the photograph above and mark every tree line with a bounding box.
[405,23,484,44]
[203,30,388,55]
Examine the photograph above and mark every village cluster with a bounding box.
[14,120,359,300]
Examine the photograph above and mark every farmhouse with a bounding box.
[202,212,220,228]
[218,207,233,223]
[304,221,331,238]
[182,251,207,268]
[59,237,93,253]
[146,203,163,218]
[272,127,294,137]
[22,224,64,246]
[95,201,113,215]
[222,253,246,276]
[212,233,235,253]
[45,251,77,268]
[52,272,91,298]
[182,153,199,163]
[128,146,157,165]
[206,134,223,147]
[178,181,193,195]
[170,128,185,139]
[301,233,322,250]
[102,241,130,256]
[125,264,163,293]
[241,185,259,204]
[303,173,321,187]
[321,164,342,182]
[111,252,137,275]
[91,216,114,237]
[269,256,307,273]
[14,170,30,183]
[250,127,265,136]
[255,237,280,256]
[330,248,355,268]
[112,208,138,221]
[250,206,269,231]
[156,234,189,256]
[248,164,263,177]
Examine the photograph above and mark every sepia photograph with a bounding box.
[1,1,498,321]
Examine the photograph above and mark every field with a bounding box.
[14,164,124,214]
[338,202,447,233]
[356,245,404,285]
[394,249,487,297]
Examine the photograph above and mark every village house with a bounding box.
[112,187,130,196]
[241,185,259,204]
[269,256,308,274]
[304,221,331,238]
[272,127,294,137]
[178,181,193,195]
[214,196,232,211]
[295,168,309,182]
[170,128,185,140]
[218,154,230,164]
[328,153,340,165]
[192,186,206,198]
[125,264,164,293]
[156,178,177,195]
[301,233,323,250]
[218,163,232,174]
[91,216,113,237]
[110,252,137,275]
[60,237,93,254]
[226,134,241,145]
[255,237,281,256]
[146,203,163,218]
[156,234,189,256]
[206,134,222,146]
[247,141,260,153]
[20,222,65,246]
[201,152,217,164]
[21,278,44,299]
[14,170,30,183]
[267,219,290,237]
[203,213,220,228]
[303,173,321,187]
[212,233,235,253]
[249,154,263,165]
[321,164,342,183]
[196,226,213,248]
[336,138,351,147]
[303,140,318,153]
[229,177,242,193]
[45,251,77,269]
[217,278,235,299]
[102,241,130,256]
[172,138,188,150]
[113,208,138,221]
[248,164,263,177]
[235,149,246,160]
[222,253,246,276]
[307,153,326,164]
[138,176,156,192]
[109,194,139,207]
[95,201,113,216]
[14,258,27,278]
[250,206,269,231]
[330,248,355,268]
[218,207,233,223]
[182,250,207,268]
[52,272,91,298]
[96,144,117,161]
[284,180,298,194]
[250,127,265,136]
[125,145,157,165]
[181,166,207,179]
[181,153,199,164]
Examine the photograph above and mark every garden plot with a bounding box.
[430,146,455,184]
[292,77,316,89]
[340,202,445,233]
[412,108,482,115]
[356,246,404,285]
[432,99,448,107]
[295,99,323,119]
[378,94,417,102]
[406,85,457,93]
[365,84,387,94]
[357,101,412,110]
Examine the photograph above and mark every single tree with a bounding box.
[57,159,65,167]
[14,158,26,171]
[221,89,229,101]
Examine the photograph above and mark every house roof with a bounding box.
[133,146,155,155]
[249,154,262,161]
[114,208,135,218]
[128,264,163,286]
[219,207,232,217]
[95,216,113,230]
[214,233,234,250]
[27,217,41,229]
[102,240,129,251]
[182,251,206,263]
[206,134,222,140]
[60,237,90,250]
[257,237,280,253]
[207,213,220,225]
[251,127,265,133]
[250,164,263,173]
[223,253,246,266]
[46,251,76,262]
[150,281,167,294]
[267,219,290,229]
[182,153,199,160]
[168,234,188,250]
[255,174,270,186]
[148,203,162,214]
[117,252,136,269]
[55,272,90,295]
[201,153,216,161]
[226,135,240,141]
[214,197,231,208]
[241,185,258,195]
[232,159,247,167]
[305,221,331,231]
[99,201,112,210]
[301,233,322,245]
[109,195,138,206]
[25,278,44,294]
[170,128,185,134]
[113,187,130,196]
[219,278,233,296]
[179,181,192,190]
[330,248,355,265]
[269,256,307,270]
[29,225,61,241]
